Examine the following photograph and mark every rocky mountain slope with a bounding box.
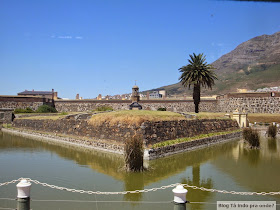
[145,31,280,96]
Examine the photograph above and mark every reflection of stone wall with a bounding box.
[218,97,280,113]
[12,118,239,146]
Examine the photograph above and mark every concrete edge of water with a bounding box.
[1,128,242,161]
[1,128,124,155]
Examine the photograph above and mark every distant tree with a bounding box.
[179,53,217,113]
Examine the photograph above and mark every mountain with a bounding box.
[144,31,280,96]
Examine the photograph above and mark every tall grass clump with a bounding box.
[36,105,57,113]
[124,135,144,172]
[243,127,260,148]
[267,124,277,138]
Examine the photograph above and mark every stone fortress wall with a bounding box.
[54,99,219,113]
[12,118,239,146]
[1,92,280,113]
[216,92,280,113]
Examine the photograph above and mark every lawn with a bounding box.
[89,110,186,126]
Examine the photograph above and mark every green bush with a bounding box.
[14,107,34,114]
[268,124,277,138]
[243,127,260,148]
[59,112,68,115]
[157,107,166,111]
[36,105,57,113]
[95,106,113,112]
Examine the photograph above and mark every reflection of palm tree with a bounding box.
[181,164,213,210]
[123,173,144,204]
[268,138,277,152]
[243,148,260,166]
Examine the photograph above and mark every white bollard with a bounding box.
[173,185,188,210]
[17,179,31,210]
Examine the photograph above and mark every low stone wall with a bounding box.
[218,97,280,113]
[12,118,143,143]
[0,108,14,123]
[142,119,239,145]
[146,131,242,160]
[12,118,239,146]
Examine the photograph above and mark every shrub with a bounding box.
[267,124,277,138]
[36,105,57,113]
[14,107,34,114]
[95,106,113,112]
[124,136,144,172]
[157,107,166,111]
[243,127,260,148]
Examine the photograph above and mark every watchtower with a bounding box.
[129,85,142,110]
[131,85,140,102]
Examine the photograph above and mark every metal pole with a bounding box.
[17,197,30,210]
[172,185,188,210]
[16,179,31,210]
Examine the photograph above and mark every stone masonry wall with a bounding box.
[12,118,239,146]
[142,119,239,145]
[0,101,44,111]
[54,100,131,112]
[54,100,218,112]
[218,97,280,113]
[147,131,241,160]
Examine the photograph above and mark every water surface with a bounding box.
[0,131,280,209]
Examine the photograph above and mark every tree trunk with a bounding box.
[193,84,200,113]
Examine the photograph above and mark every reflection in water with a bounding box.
[268,138,277,152]
[1,131,280,206]
[243,147,260,166]
[123,173,144,202]
[181,164,213,210]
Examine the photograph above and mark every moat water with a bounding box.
[0,131,280,210]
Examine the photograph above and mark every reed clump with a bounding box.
[267,124,277,138]
[243,127,260,148]
[124,135,144,172]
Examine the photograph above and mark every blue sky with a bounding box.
[1,0,280,99]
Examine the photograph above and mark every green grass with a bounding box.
[89,110,186,126]
[151,129,241,148]
[2,123,12,128]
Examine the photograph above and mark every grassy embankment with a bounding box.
[89,110,186,126]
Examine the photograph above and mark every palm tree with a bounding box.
[179,53,217,113]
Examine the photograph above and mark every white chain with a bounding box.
[0,178,21,187]
[1,178,280,196]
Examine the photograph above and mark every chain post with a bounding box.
[16,179,31,210]
[173,185,188,210]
